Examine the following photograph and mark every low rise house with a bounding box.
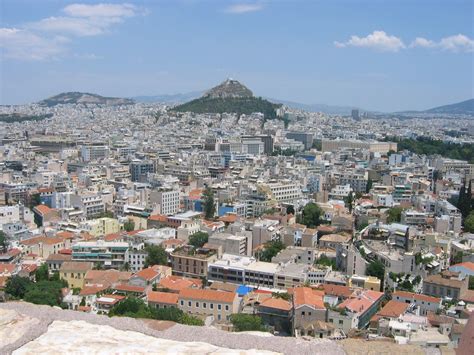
[178,288,240,323]
[291,287,327,337]
[59,261,94,289]
[129,265,172,288]
[147,291,179,309]
[46,253,72,272]
[393,290,442,316]
[257,297,293,334]
[423,270,469,300]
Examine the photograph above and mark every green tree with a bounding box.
[366,260,385,281]
[286,205,295,215]
[386,207,404,223]
[301,202,323,228]
[469,276,474,290]
[464,211,474,233]
[5,276,32,298]
[366,178,373,194]
[188,232,209,248]
[0,231,7,253]
[202,186,216,219]
[345,192,354,213]
[315,254,336,269]
[259,240,286,262]
[144,245,168,267]
[230,314,267,332]
[23,280,66,306]
[35,263,49,282]
[123,220,135,232]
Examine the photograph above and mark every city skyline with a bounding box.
[1,0,473,111]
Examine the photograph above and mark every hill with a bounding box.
[173,79,281,118]
[39,92,134,107]
[424,98,474,115]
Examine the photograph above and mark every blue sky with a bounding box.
[1,0,473,111]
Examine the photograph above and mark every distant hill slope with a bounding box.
[39,92,134,107]
[424,98,474,115]
[173,79,281,118]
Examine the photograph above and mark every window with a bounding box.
[203,303,207,309]
[196,302,199,308]
[188,301,191,307]
[210,303,214,309]
[218,304,222,310]
[180,300,184,306]
[225,305,229,311]
[302,311,305,316]
[339,320,343,325]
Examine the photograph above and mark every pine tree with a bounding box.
[366,178,373,194]
[202,186,216,220]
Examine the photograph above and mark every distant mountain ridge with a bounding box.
[424,98,474,115]
[39,92,134,107]
[172,79,281,118]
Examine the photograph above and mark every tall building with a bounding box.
[129,160,155,182]
[351,109,360,121]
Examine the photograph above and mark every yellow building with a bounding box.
[59,261,94,289]
[348,274,381,291]
[84,217,120,237]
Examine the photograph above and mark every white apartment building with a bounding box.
[264,181,302,203]
[153,189,180,216]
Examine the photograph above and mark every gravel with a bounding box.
[0,302,346,355]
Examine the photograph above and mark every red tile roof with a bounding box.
[260,297,292,311]
[113,284,146,293]
[34,204,54,215]
[0,264,16,274]
[451,262,474,272]
[134,267,160,281]
[292,287,325,309]
[377,300,409,318]
[393,290,441,304]
[159,275,202,292]
[147,291,179,305]
[178,288,236,303]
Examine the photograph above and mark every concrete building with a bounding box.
[178,288,240,323]
[72,241,129,269]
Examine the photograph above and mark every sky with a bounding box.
[0,0,473,111]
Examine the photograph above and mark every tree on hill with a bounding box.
[0,231,7,253]
[144,245,168,267]
[386,207,404,223]
[300,202,323,228]
[188,232,209,248]
[366,260,385,281]
[286,205,295,215]
[366,178,373,193]
[465,211,474,233]
[202,186,216,219]
[123,220,135,232]
[230,314,267,332]
[259,240,286,262]
[35,263,49,282]
[5,276,32,299]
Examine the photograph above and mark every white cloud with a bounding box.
[29,16,114,37]
[225,3,264,14]
[0,27,66,60]
[410,37,436,48]
[410,34,473,52]
[28,3,140,37]
[439,34,474,52]
[63,3,137,18]
[335,30,406,52]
